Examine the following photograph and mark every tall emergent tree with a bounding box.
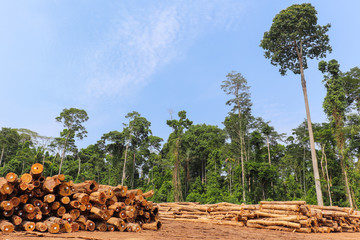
[166,110,192,202]
[222,71,252,202]
[319,59,354,207]
[260,3,332,205]
[56,108,89,174]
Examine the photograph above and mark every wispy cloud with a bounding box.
[85,0,245,98]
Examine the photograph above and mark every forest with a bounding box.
[1,4,359,209]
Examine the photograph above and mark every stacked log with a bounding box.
[0,163,161,233]
[159,201,360,233]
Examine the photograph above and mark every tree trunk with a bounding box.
[321,144,333,206]
[266,136,271,165]
[77,155,81,180]
[296,43,323,206]
[131,152,135,189]
[173,138,182,202]
[121,130,132,186]
[0,147,4,167]
[58,132,70,175]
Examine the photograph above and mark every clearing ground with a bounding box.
[1,219,360,240]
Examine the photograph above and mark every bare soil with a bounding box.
[1,219,360,240]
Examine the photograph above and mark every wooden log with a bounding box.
[89,191,106,205]
[22,221,36,231]
[30,163,44,176]
[58,182,72,196]
[51,201,61,210]
[96,222,107,231]
[41,203,51,215]
[70,200,81,208]
[1,200,13,211]
[19,194,29,204]
[260,201,306,205]
[21,173,33,184]
[142,221,162,231]
[30,198,43,208]
[127,223,141,232]
[73,193,90,205]
[247,219,301,228]
[57,206,66,216]
[107,224,115,232]
[70,209,81,220]
[72,180,99,194]
[86,220,96,231]
[71,222,80,232]
[19,182,28,191]
[11,215,22,225]
[5,172,18,183]
[61,196,71,205]
[0,220,15,232]
[142,189,154,198]
[309,205,354,214]
[24,203,35,213]
[63,213,75,223]
[44,194,56,203]
[43,177,58,192]
[60,222,72,233]
[35,222,48,232]
[260,204,300,211]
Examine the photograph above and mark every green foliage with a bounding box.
[260,3,331,75]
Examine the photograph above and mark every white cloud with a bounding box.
[85,0,245,98]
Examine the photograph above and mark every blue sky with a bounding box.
[1,0,359,148]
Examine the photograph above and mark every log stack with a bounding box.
[0,163,161,233]
[159,201,360,233]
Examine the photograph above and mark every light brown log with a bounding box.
[89,191,106,205]
[44,194,56,203]
[260,204,300,211]
[58,182,72,196]
[10,196,20,207]
[27,183,35,191]
[21,173,33,184]
[260,201,306,205]
[70,209,81,219]
[258,208,301,216]
[0,220,15,232]
[11,215,22,225]
[1,200,13,211]
[63,213,75,223]
[70,200,80,208]
[30,198,43,208]
[86,220,96,231]
[43,177,58,192]
[79,204,87,211]
[22,221,36,231]
[41,203,51,215]
[19,182,28,191]
[61,196,71,205]
[47,216,64,225]
[72,180,99,194]
[5,172,18,183]
[309,205,354,214]
[127,222,141,232]
[71,222,79,232]
[142,221,162,231]
[107,224,115,232]
[24,203,35,213]
[44,222,61,233]
[31,163,44,176]
[35,222,48,232]
[96,222,107,231]
[60,222,72,233]
[73,193,90,205]
[247,219,301,228]
[142,189,154,198]
[57,206,66,216]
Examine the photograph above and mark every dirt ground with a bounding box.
[1,219,360,240]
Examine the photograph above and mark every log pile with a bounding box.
[159,201,360,233]
[0,163,161,233]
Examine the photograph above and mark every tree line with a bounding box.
[0,3,359,207]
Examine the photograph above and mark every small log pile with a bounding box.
[159,201,360,233]
[0,163,161,233]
